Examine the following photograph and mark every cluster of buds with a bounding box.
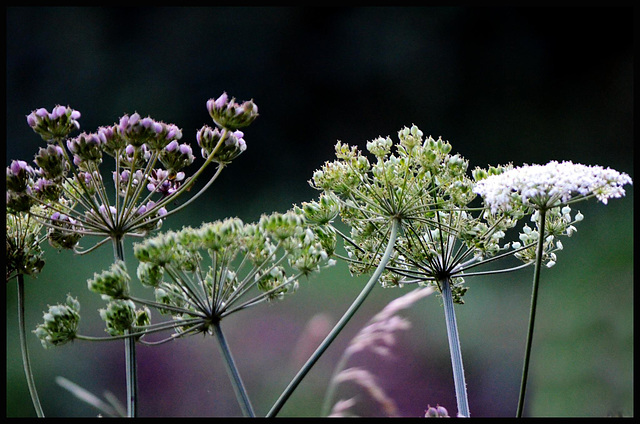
[7,95,258,254]
[206,92,258,130]
[131,211,335,339]
[33,295,81,348]
[85,261,150,339]
[6,207,49,281]
[26,105,81,141]
[309,125,520,303]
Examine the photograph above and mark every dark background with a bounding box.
[6,7,633,417]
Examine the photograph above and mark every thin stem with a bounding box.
[213,321,255,417]
[267,218,400,417]
[440,277,470,417]
[516,208,547,418]
[16,275,45,417]
[123,328,137,418]
[112,237,137,418]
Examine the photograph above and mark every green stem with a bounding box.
[16,275,45,417]
[267,218,400,417]
[516,208,547,418]
[112,237,137,418]
[213,321,255,417]
[440,277,470,417]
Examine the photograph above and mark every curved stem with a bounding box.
[516,208,547,417]
[267,218,399,417]
[213,321,255,417]
[440,277,470,417]
[16,275,45,417]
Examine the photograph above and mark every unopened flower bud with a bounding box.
[34,144,68,180]
[99,299,136,336]
[34,295,81,348]
[211,130,247,164]
[48,213,83,250]
[206,92,258,130]
[66,132,104,165]
[26,105,81,141]
[159,142,195,174]
[424,404,449,418]
[87,260,131,299]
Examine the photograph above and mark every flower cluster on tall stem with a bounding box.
[7,202,67,417]
[9,94,258,417]
[36,210,334,416]
[298,126,530,417]
[473,160,632,417]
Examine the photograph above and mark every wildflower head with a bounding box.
[87,260,131,300]
[6,208,48,281]
[33,144,68,180]
[8,96,256,254]
[310,126,519,303]
[131,212,333,338]
[26,105,81,141]
[66,132,105,166]
[473,160,633,213]
[47,212,83,250]
[99,300,149,339]
[6,160,37,212]
[207,92,259,130]
[34,295,81,348]
[159,140,195,174]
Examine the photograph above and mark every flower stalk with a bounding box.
[516,207,546,418]
[17,275,45,417]
[267,218,399,417]
[213,321,255,417]
[440,277,469,417]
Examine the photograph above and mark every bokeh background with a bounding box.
[6,7,633,417]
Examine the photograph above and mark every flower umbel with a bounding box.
[34,295,81,348]
[128,211,334,340]
[473,160,632,417]
[8,96,258,256]
[473,160,632,213]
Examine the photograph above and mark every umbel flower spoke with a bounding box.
[473,160,632,417]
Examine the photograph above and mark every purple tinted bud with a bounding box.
[141,117,153,128]
[10,160,30,175]
[26,113,37,127]
[165,140,179,152]
[129,113,141,126]
[179,144,192,155]
[165,125,178,140]
[207,93,258,130]
[158,207,167,216]
[35,108,48,119]
[70,110,81,120]
[125,144,135,156]
[51,212,62,220]
[51,105,67,119]
[214,92,228,109]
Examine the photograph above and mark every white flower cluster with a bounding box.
[473,160,632,213]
